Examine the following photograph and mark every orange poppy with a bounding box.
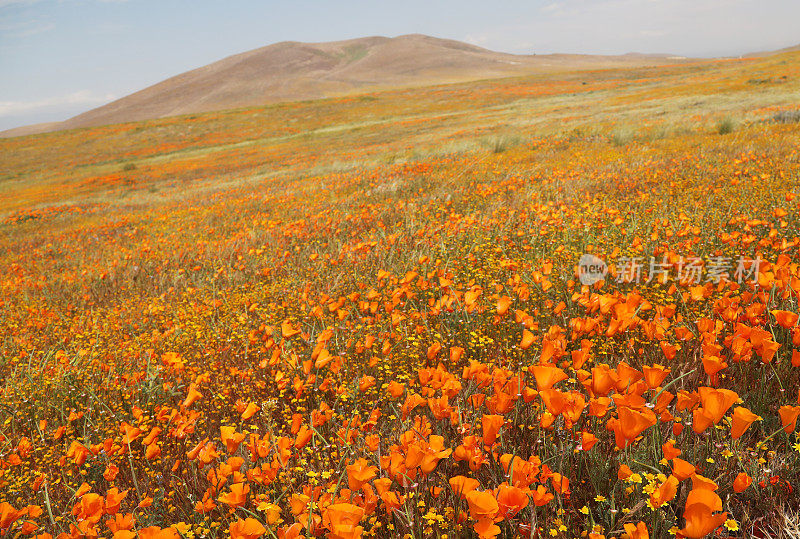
[649,475,678,508]
[733,472,752,493]
[779,405,800,433]
[241,402,260,421]
[642,364,670,389]
[580,431,598,451]
[529,365,567,390]
[771,309,799,328]
[730,406,760,438]
[218,483,249,508]
[623,522,649,539]
[482,414,504,446]
[449,475,480,499]
[678,489,727,538]
[496,296,512,315]
[466,490,499,521]
[324,503,365,539]
[495,483,529,518]
[182,384,203,408]
[229,518,267,539]
[346,458,378,491]
[672,458,696,481]
[520,329,535,349]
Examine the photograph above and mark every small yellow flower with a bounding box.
[594,495,607,502]
[724,519,739,532]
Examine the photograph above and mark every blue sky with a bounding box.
[1,0,799,131]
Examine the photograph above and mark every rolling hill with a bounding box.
[2,34,693,136]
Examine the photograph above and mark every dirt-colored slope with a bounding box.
[8,34,695,136]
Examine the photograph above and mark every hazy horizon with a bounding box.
[1,0,799,131]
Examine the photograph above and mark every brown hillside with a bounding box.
[9,34,696,135]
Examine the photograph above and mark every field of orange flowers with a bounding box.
[2,50,800,539]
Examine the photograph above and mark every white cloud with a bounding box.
[0,90,115,117]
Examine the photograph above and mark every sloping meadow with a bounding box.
[1,51,800,538]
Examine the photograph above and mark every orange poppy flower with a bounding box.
[346,458,377,491]
[520,329,535,349]
[590,364,618,396]
[678,489,727,538]
[466,490,499,521]
[662,441,681,460]
[702,355,727,376]
[730,406,760,439]
[240,402,260,421]
[649,475,679,508]
[278,523,304,539]
[692,408,715,434]
[449,475,480,499]
[482,414,505,446]
[106,512,135,532]
[539,388,567,416]
[323,503,364,539]
[138,527,179,539]
[530,484,554,506]
[779,405,800,433]
[690,473,719,491]
[580,431,598,451]
[79,492,104,522]
[623,522,649,539]
[615,362,643,391]
[281,320,300,338]
[642,364,670,389]
[105,488,128,515]
[182,384,203,408]
[671,458,695,481]
[218,483,249,508]
[0,502,21,530]
[294,425,313,448]
[221,426,245,453]
[449,346,465,363]
[387,381,405,398]
[611,406,656,448]
[496,296,512,315]
[550,473,569,495]
[473,517,501,539]
[420,435,453,474]
[529,365,567,390]
[495,483,529,518]
[588,396,611,417]
[771,309,799,328]
[698,387,738,423]
[733,472,752,493]
[229,518,266,539]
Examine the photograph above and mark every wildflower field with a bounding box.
[2,50,800,539]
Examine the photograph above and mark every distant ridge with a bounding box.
[5,34,698,137]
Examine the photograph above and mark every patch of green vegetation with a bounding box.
[339,44,368,63]
[481,133,523,153]
[716,117,737,135]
